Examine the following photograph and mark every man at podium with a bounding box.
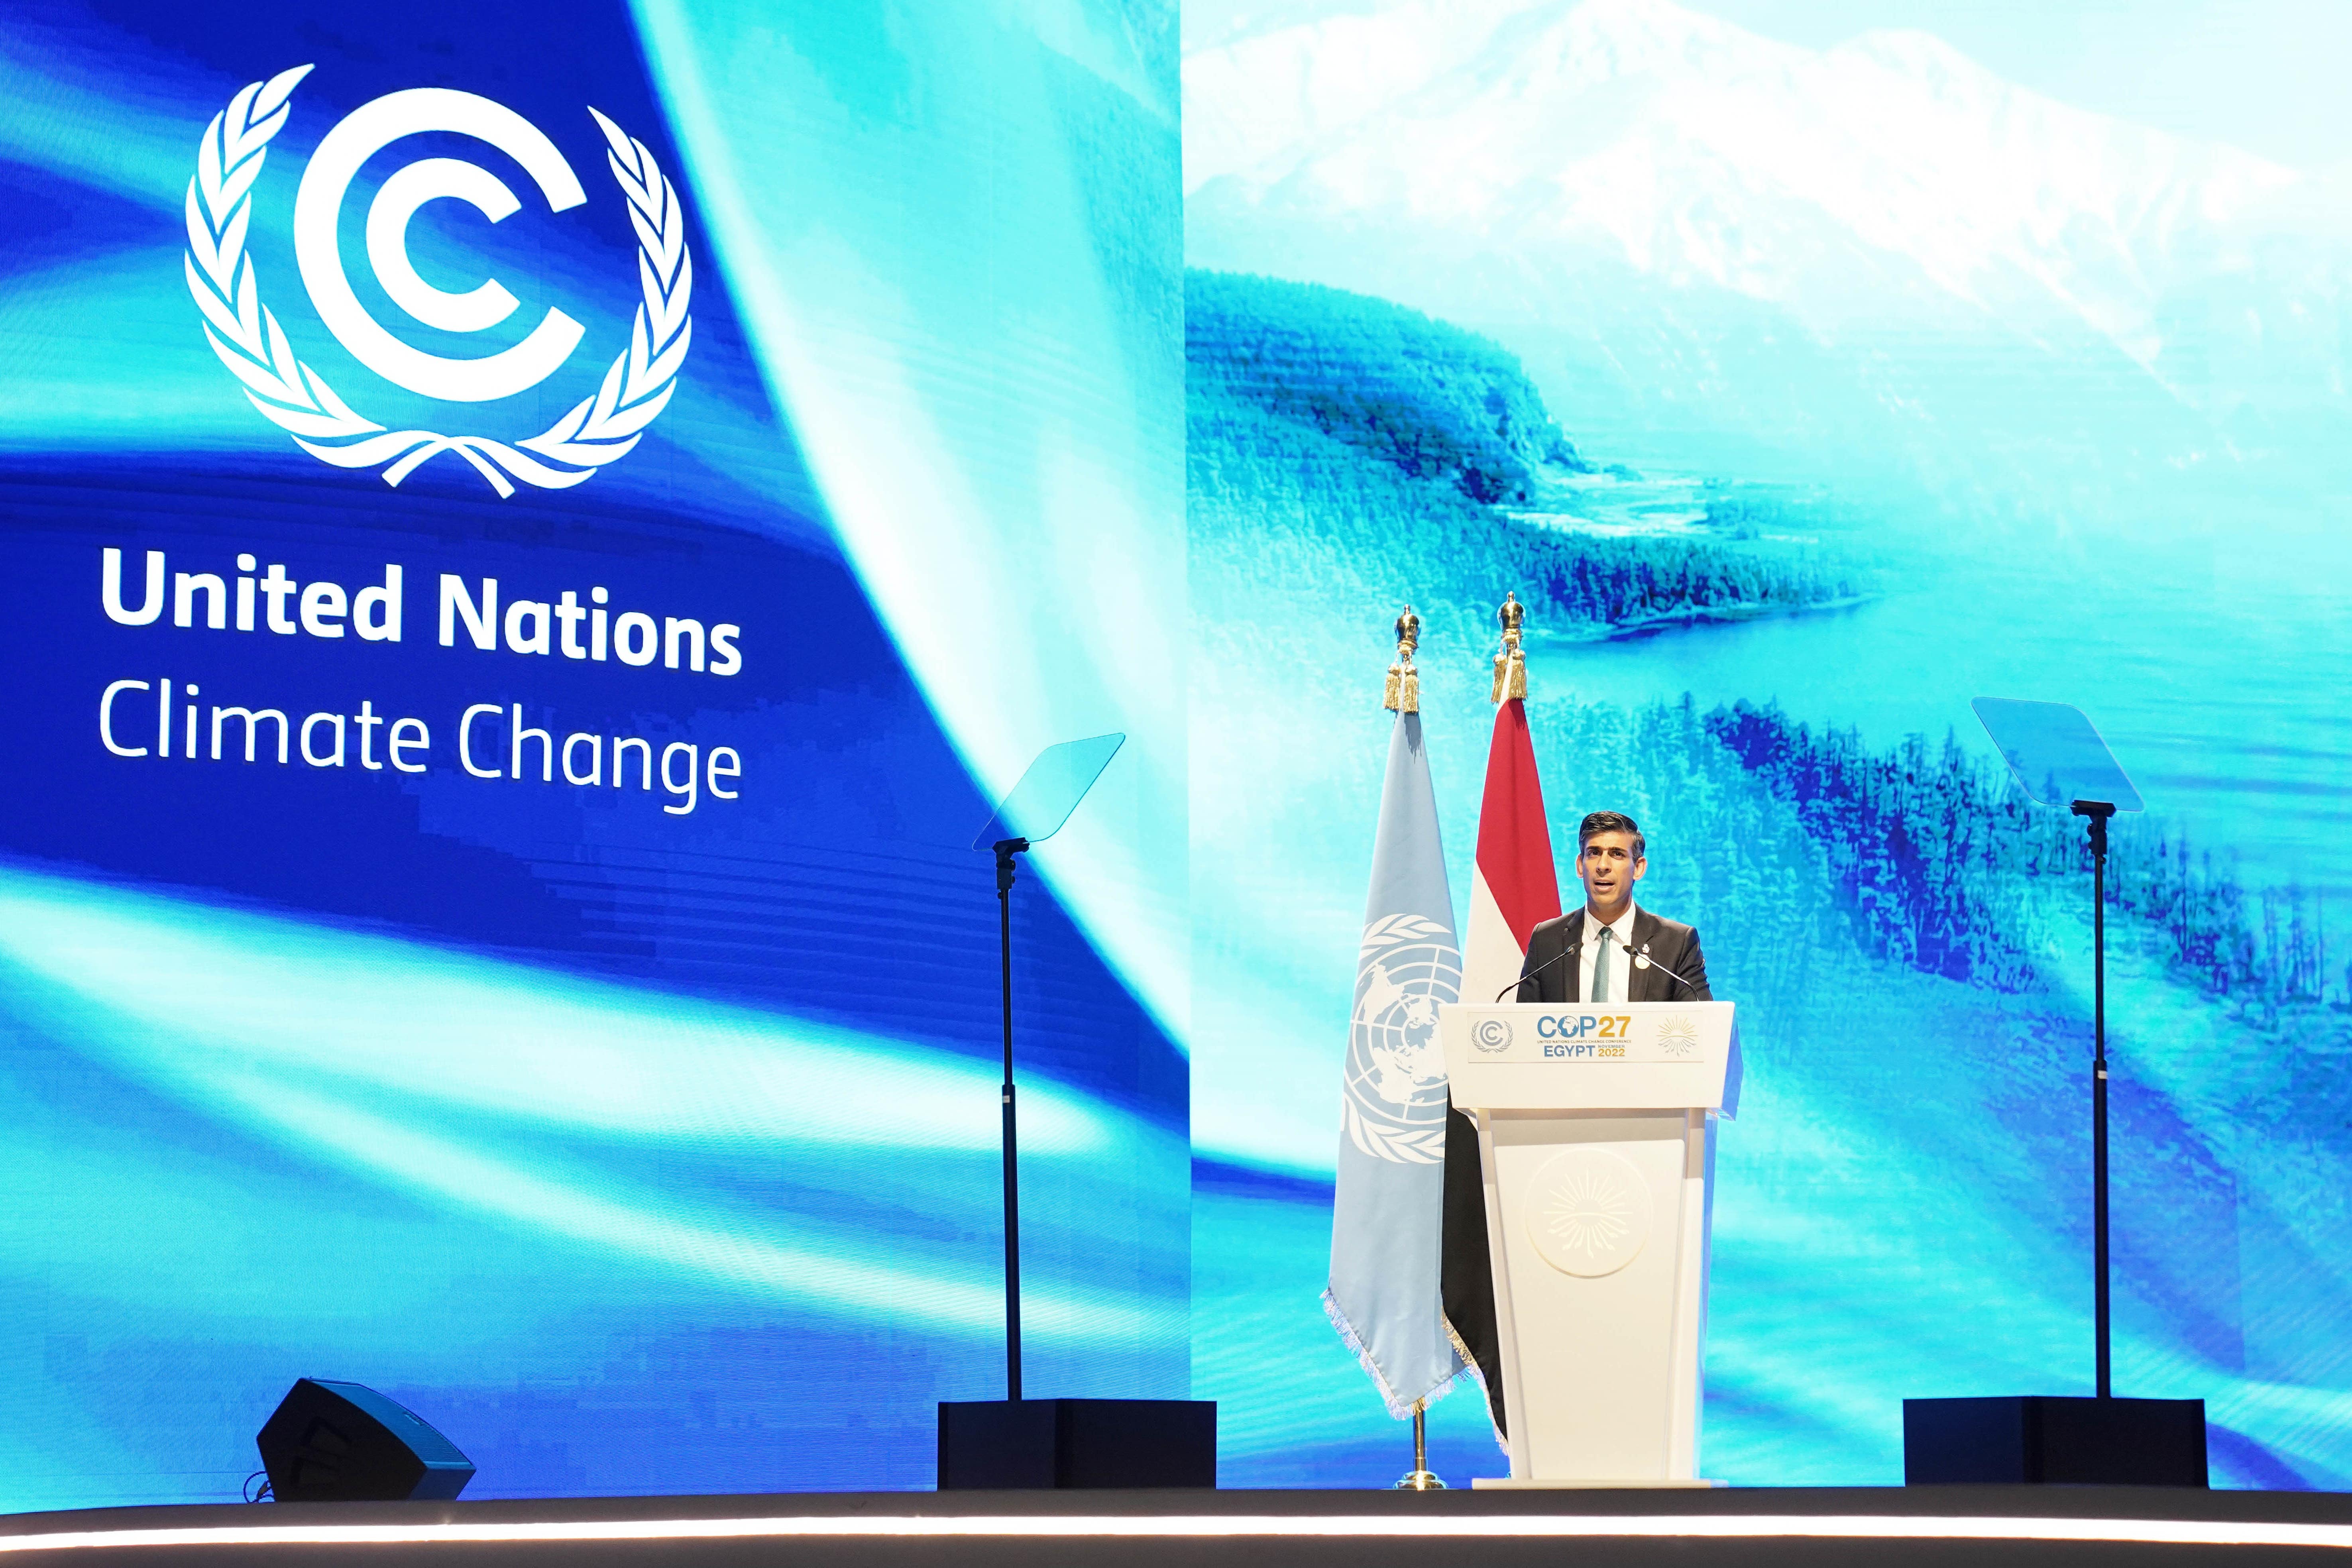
[1518,811,1711,1004]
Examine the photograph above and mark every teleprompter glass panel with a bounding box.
[1972,698,2143,813]
[972,733,1126,849]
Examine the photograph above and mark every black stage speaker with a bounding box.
[256,1378,476,1502]
[938,1399,1216,1489]
[1904,1395,2207,1486]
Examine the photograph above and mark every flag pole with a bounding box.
[1337,604,1454,1492]
[1385,605,1444,1493]
[1394,1399,1445,1490]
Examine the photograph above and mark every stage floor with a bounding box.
[6,1485,2352,1565]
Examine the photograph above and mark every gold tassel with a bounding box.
[1492,591,1528,703]
[1387,605,1421,715]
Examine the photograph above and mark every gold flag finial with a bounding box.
[1491,591,1527,703]
[1384,604,1422,714]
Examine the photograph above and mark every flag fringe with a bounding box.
[1321,1287,1462,1422]
[1440,1312,1512,1454]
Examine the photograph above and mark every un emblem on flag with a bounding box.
[1343,914,1461,1164]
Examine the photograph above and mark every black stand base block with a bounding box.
[938,1399,1216,1489]
[1904,1396,2207,1486]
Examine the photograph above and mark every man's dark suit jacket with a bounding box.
[1515,905,1712,1005]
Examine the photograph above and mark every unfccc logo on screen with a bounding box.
[183,66,692,495]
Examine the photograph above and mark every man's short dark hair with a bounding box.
[1578,810,1645,859]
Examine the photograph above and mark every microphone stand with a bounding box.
[1495,939,1579,1002]
[1636,954,1706,995]
[1496,939,1704,1002]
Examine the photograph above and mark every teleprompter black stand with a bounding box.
[936,735,1218,1490]
[1904,701,2205,1487]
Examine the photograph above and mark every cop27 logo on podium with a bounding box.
[183,67,692,495]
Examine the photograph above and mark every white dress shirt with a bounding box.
[1578,903,1641,1004]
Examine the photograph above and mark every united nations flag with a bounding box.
[1324,690,1468,1420]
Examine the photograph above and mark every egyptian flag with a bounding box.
[1441,696,1561,1445]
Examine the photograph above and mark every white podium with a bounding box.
[1440,999,1739,1487]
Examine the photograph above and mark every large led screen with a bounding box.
[1183,0,2352,1489]
[16,0,2352,1508]
[0,0,1185,1509]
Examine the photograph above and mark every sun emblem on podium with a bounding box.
[1656,1014,1699,1057]
[1522,1147,1654,1278]
[1544,1169,1635,1257]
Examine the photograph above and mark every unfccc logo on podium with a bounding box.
[183,66,692,495]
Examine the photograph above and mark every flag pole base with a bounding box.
[1392,1403,1447,1490]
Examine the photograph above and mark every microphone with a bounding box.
[1493,939,1706,1001]
[1495,940,1579,1002]
[1633,948,1706,995]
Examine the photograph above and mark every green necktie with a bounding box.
[1592,926,1615,1004]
